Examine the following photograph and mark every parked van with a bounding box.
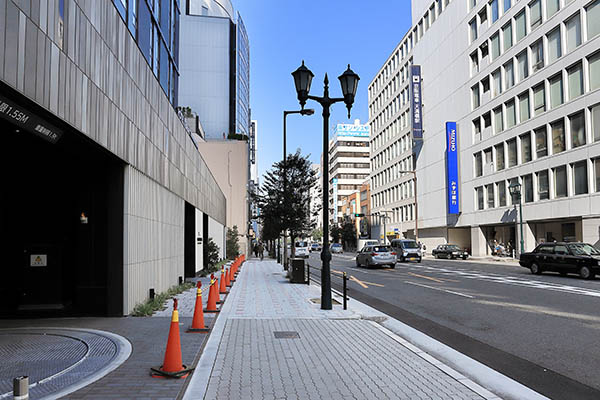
[390,239,422,262]
[294,241,310,258]
[358,239,379,250]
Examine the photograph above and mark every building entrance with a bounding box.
[482,224,516,257]
[0,109,124,317]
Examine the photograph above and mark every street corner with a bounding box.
[0,327,131,399]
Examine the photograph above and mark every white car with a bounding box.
[294,241,310,258]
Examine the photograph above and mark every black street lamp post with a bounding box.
[509,181,525,257]
[282,108,314,269]
[291,61,359,310]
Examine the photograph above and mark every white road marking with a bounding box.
[403,265,600,299]
[405,281,475,298]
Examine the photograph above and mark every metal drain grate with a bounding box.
[273,331,300,339]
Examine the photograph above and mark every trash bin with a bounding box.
[289,258,305,283]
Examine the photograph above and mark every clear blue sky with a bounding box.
[234,1,413,181]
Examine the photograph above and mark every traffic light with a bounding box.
[354,213,365,217]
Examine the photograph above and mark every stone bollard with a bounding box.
[13,376,29,400]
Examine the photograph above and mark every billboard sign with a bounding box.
[410,65,423,140]
[333,123,370,138]
[446,122,460,214]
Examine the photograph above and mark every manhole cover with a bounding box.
[273,331,300,339]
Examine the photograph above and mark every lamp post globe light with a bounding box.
[291,60,359,310]
[509,181,525,257]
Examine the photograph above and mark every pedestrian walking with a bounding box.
[258,242,264,261]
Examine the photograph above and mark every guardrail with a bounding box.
[306,263,349,310]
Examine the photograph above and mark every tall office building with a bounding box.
[328,120,371,225]
[179,0,250,140]
[0,0,227,316]
[370,0,600,255]
[310,163,322,234]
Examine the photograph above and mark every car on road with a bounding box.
[519,242,600,279]
[330,243,343,254]
[310,242,322,252]
[356,245,396,268]
[432,244,469,260]
[390,239,422,262]
[294,241,310,258]
[357,239,379,250]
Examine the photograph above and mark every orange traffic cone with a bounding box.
[219,268,228,294]
[226,267,233,287]
[188,282,209,332]
[151,299,193,378]
[205,274,219,313]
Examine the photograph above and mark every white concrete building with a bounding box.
[370,0,600,256]
[328,120,371,225]
[310,164,322,234]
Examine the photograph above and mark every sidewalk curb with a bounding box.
[182,263,238,400]
[343,293,550,400]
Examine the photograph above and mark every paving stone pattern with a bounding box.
[202,260,485,400]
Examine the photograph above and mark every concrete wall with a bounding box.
[208,216,226,260]
[123,166,184,314]
[198,140,249,256]
[0,0,226,225]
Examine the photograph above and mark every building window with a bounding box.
[547,0,560,17]
[552,119,566,153]
[491,33,501,60]
[153,25,159,77]
[480,7,488,27]
[531,40,544,72]
[570,112,586,148]
[566,14,582,52]
[474,118,482,141]
[567,63,584,100]
[533,83,545,115]
[491,0,500,22]
[484,111,492,129]
[515,10,527,41]
[592,103,600,142]
[529,0,542,29]
[506,100,516,128]
[472,85,480,109]
[535,126,548,158]
[471,51,480,74]
[504,0,512,13]
[477,187,485,210]
[517,51,529,81]
[497,181,507,206]
[475,152,483,176]
[573,161,588,195]
[595,158,600,192]
[505,60,515,88]
[519,91,530,122]
[549,74,564,109]
[496,143,505,170]
[481,41,489,59]
[590,52,600,91]
[554,165,568,198]
[548,28,561,63]
[523,174,534,202]
[470,0,477,10]
[494,106,503,133]
[587,0,600,39]
[493,69,502,96]
[503,22,513,51]
[508,138,517,167]
[538,170,550,200]
[487,184,495,208]
[521,132,532,163]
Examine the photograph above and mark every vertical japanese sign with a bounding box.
[410,65,423,140]
[446,122,460,214]
[332,178,338,222]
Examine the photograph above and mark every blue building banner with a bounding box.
[410,65,423,140]
[446,122,460,214]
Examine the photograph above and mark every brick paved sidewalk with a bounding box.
[183,259,500,400]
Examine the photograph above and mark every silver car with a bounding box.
[356,245,396,268]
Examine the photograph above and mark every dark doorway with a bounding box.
[184,202,195,278]
[0,100,124,317]
[203,212,209,269]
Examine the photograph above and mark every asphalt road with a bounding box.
[306,251,600,400]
